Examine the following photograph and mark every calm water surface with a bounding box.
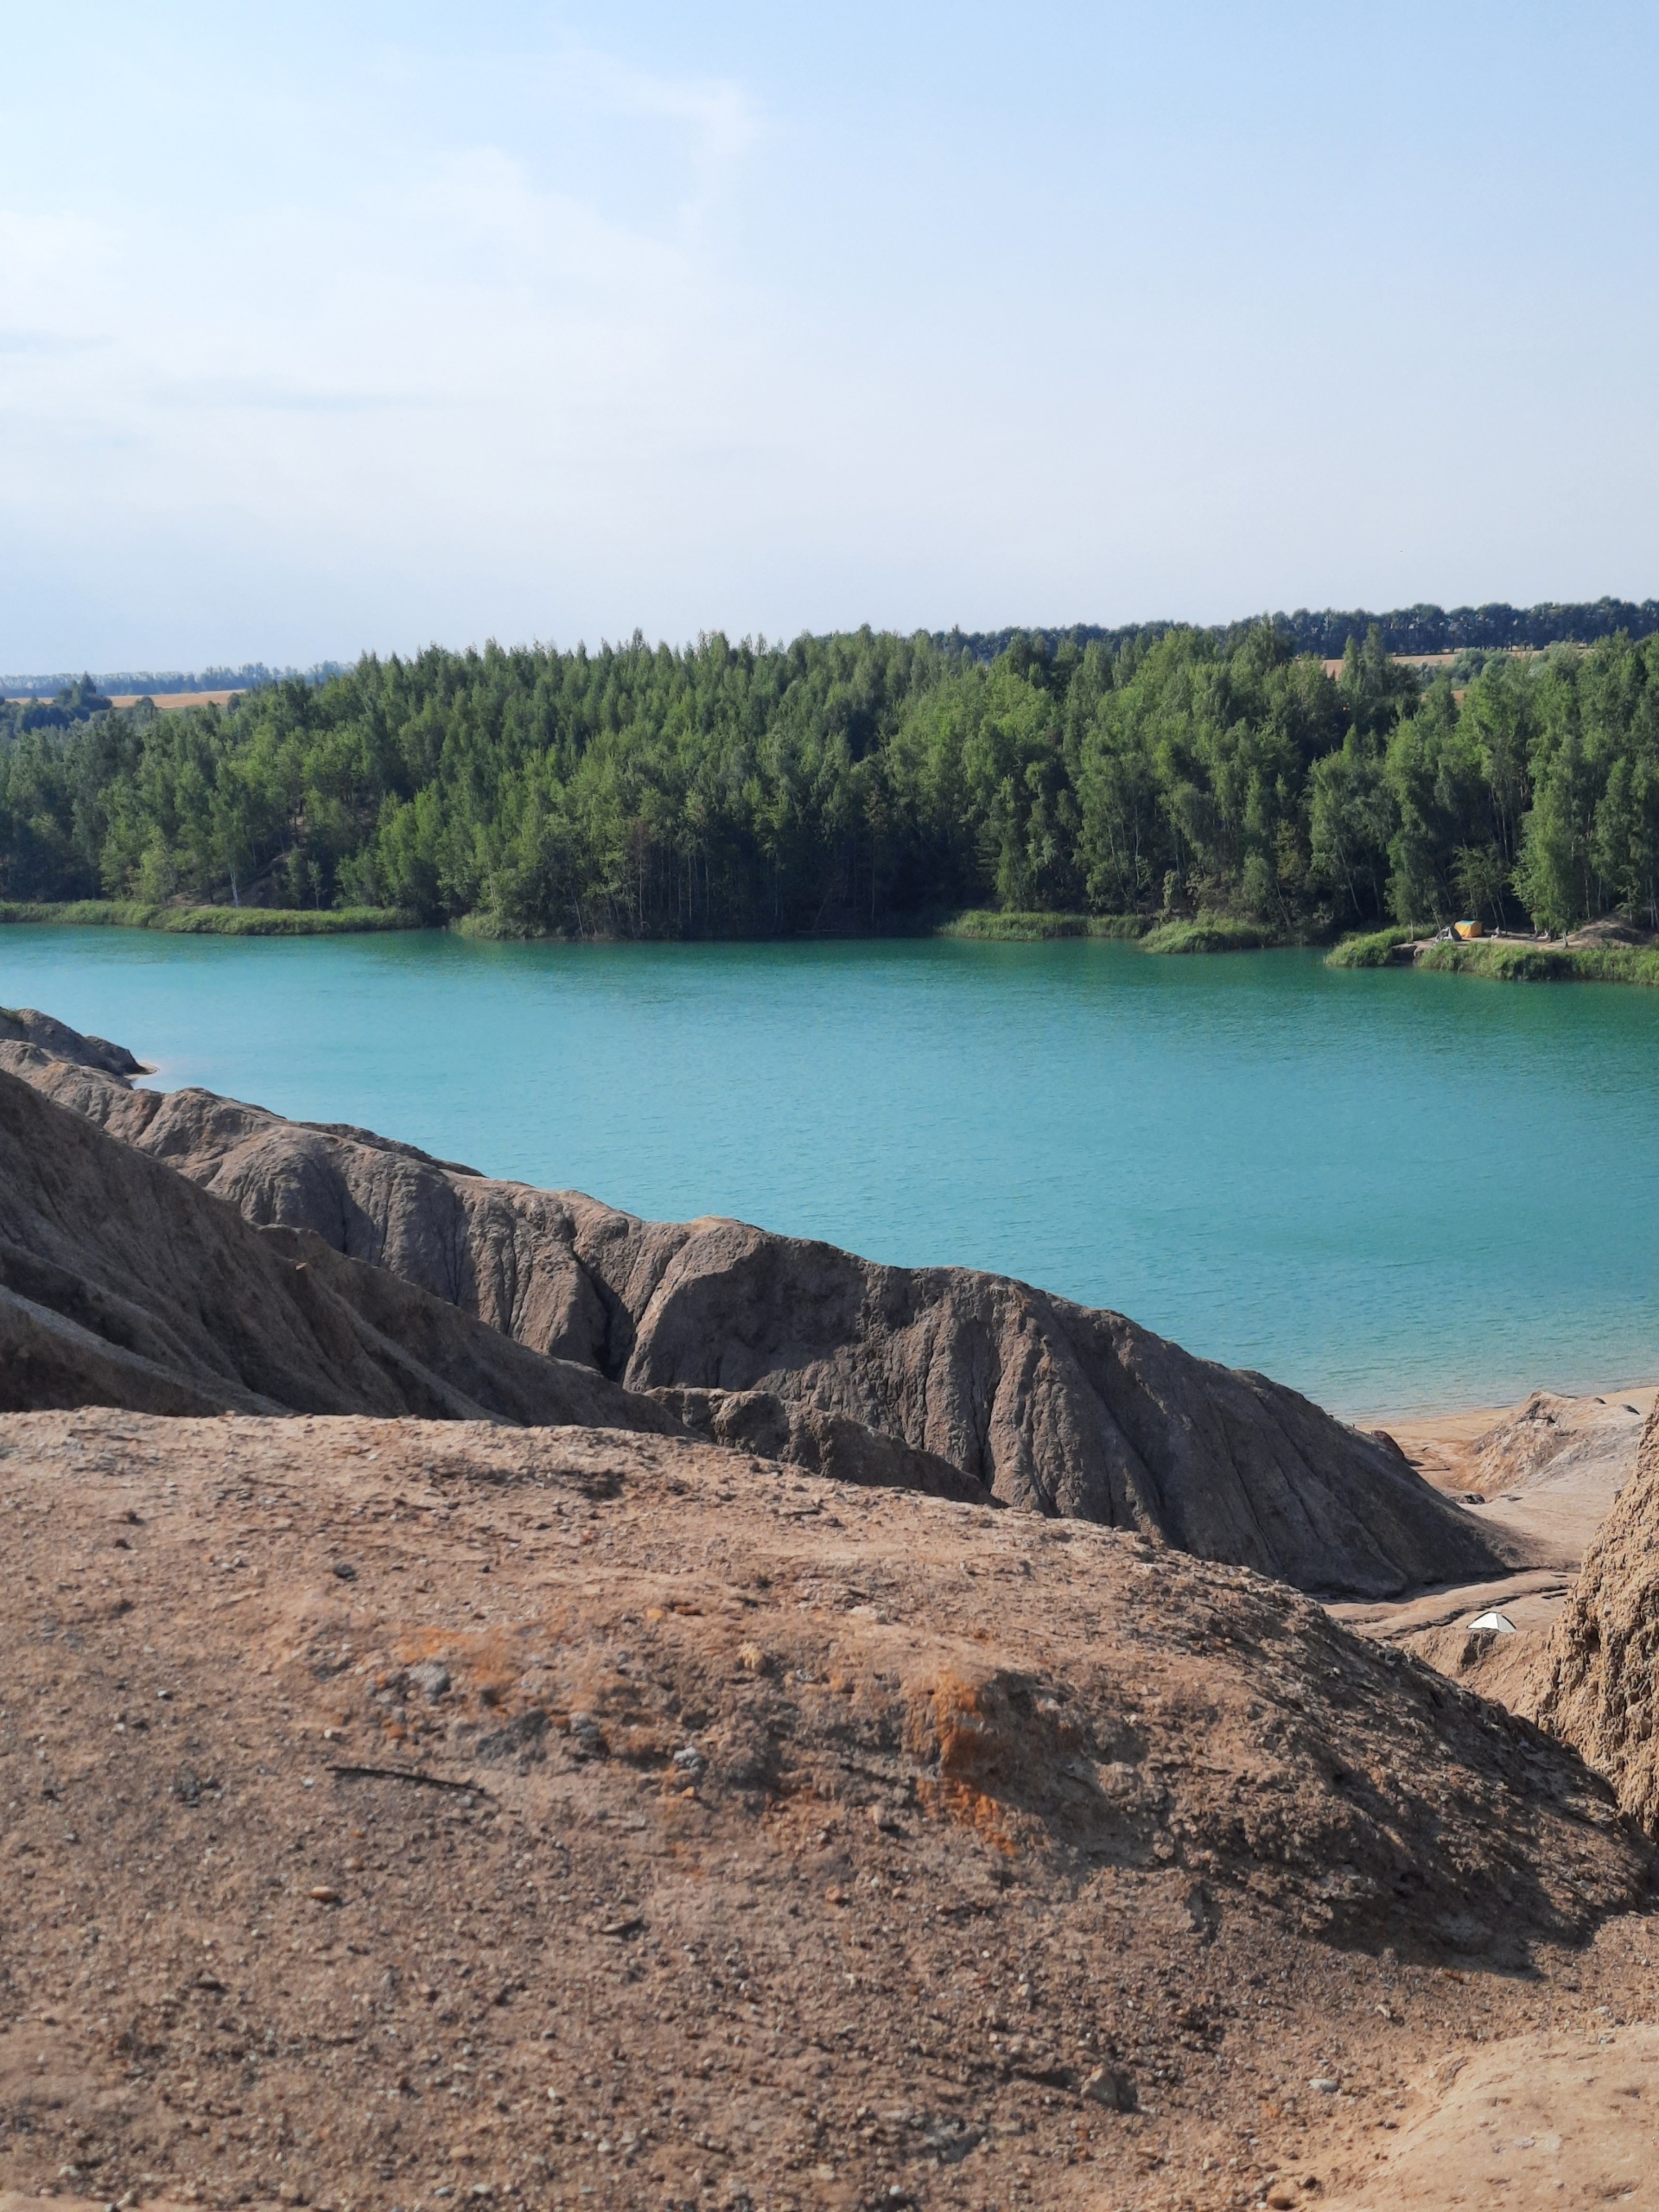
[5,926,1658,1419]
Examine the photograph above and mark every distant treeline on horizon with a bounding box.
[0,662,347,702]
[6,597,1657,697]
[3,608,1658,942]
[944,594,1659,664]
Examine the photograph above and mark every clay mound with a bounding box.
[0,1408,1646,2212]
[4,1027,1516,1599]
[0,1066,680,1435]
[1454,1389,1649,1499]
[0,1003,144,1077]
[1532,1407,1659,1831]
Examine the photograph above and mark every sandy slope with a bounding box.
[1324,2019,1659,2209]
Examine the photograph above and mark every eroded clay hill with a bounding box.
[0,1408,1649,2212]
[3,1021,1518,1599]
[0,1066,679,1436]
[1532,1406,1659,1831]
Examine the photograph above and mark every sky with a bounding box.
[3,0,1658,671]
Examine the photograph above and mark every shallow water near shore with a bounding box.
[5,925,1658,1420]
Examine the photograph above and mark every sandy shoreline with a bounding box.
[1357,1375,1659,1434]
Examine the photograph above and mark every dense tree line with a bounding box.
[3,624,1658,938]
[950,596,1659,665]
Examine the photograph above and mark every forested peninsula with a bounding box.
[3,613,1658,942]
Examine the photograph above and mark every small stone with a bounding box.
[569,1712,604,1758]
[308,1885,342,1904]
[332,1561,357,1581]
[1081,2064,1137,2113]
[410,1660,451,1700]
[1308,2076,1340,2094]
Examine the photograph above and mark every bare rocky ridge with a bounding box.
[0,1408,1650,2212]
[1531,1408,1659,1832]
[0,1003,146,1078]
[3,1022,1519,1599]
[0,1066,681,1435]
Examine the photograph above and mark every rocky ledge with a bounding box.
[1,1019,1522,1600]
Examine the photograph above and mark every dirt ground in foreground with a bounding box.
[2,1409,1657,2212]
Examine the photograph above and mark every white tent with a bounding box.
[1468,1609,1516,1635]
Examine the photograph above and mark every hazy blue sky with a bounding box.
[3,1,1657,668]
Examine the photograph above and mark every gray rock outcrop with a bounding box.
[0,1004,146,1077]
[0,1063,682,1433]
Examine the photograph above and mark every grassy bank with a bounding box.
[1415,938,1659,986]
[447,911,567,942]
[0,899,415,936]
[937,909,1147,941]
[1138,916,1287,955]
[1325,925,1422,969]
[941,908,1300,953]
[1326,928,1659,986]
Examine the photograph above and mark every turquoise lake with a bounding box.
[4,925,1658,1421]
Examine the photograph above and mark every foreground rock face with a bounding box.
[0,1408,1647,2212]
[0,1067,680,1435]
[4,1026,1516,1599]
[1533,1408,1659,1832]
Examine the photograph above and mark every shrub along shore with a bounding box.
[0,900,411,936]
[9,897,1659,985]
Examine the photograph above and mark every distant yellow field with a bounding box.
[3,690,244,711]
[105,689,243,710]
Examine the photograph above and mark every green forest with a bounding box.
[3,623,1659,940]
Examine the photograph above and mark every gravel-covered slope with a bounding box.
[0,1409,1647,2212]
